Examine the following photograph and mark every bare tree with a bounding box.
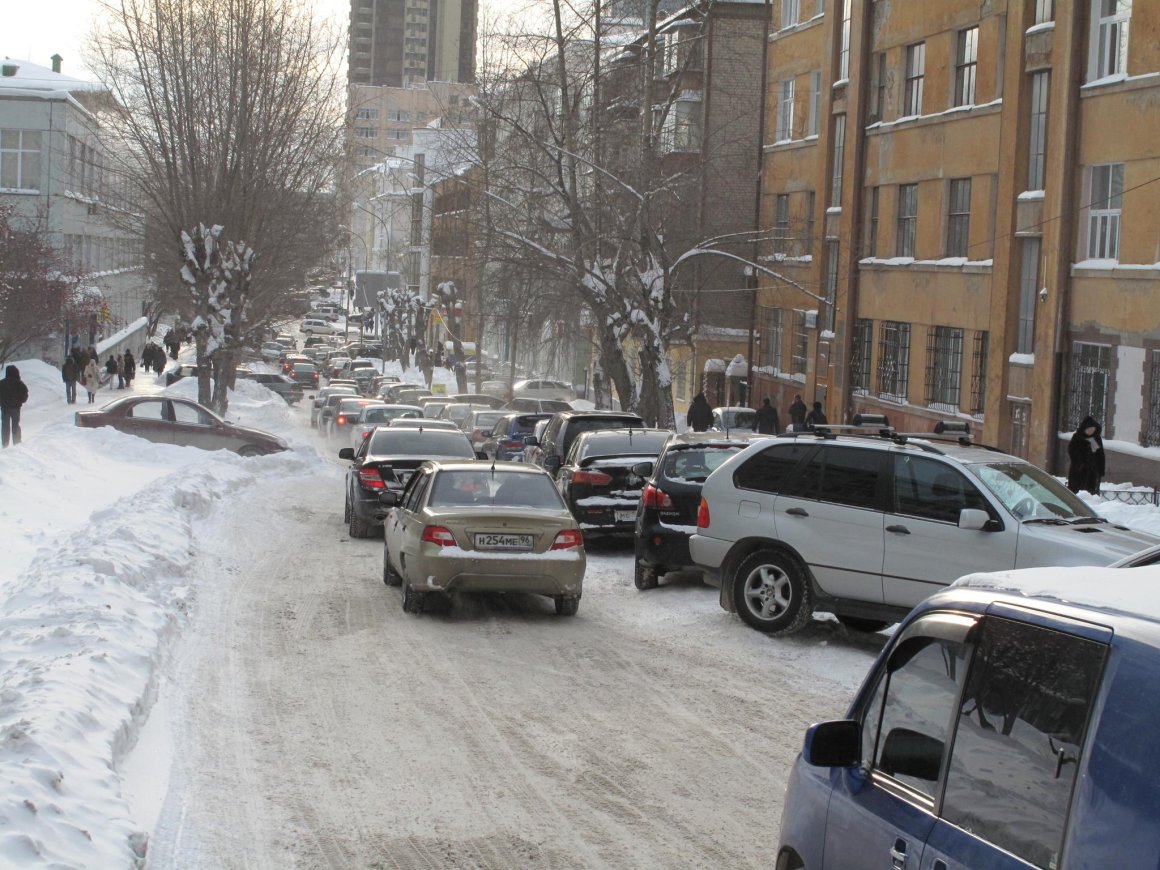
[87,0,345,412]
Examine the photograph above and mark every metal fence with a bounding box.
[1099,487,1160,507]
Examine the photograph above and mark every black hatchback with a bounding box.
[633,431,765,589]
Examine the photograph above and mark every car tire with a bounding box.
[382,547,401,586]
[634,560,659,591]
[554,595,580,616]
[836,616,890,633]
[402,583,425,614]
[237,445,263,457]
[349,509,368,539]
[732,549,812,635]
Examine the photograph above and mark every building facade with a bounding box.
[349,80,476,173]
[348,0,476,88]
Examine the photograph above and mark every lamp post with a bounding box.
[744,265,758,408]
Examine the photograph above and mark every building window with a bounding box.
[0,129,42,192]
[838,0,853,80]
[355,108,379,120]
[896,183,918,257]
[1028,72,1050,190]
[808,71,822,136]
[866,185,880,257]
[780,0,800,29]
[1066,341,1112,430]
[946,178,972,258]
[1017,238,1041,354]
[1035,0,1054,23]
[804,191,816,255]
[410,192,424,242]
[1091,0,1131,81]
[791,310,810,378]
[954,27,978,107]
[762,307,784,370]
[388,109,411,122]
[871,53,888,121]
[1145,351,1160,447]
[830,114,846,207]
[926,326,964,409]
[1010,402,1030,457]
[661,99,702,152]
[354,126,378,139]
[388,129,409,141]
[776,79,795,141]
[823,241,840,332]
[877,320,911,402]
[774,194,790,254]
[1087,163,1124,260]
[851,318,872,393]
[904,42,925,116]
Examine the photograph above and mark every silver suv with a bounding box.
[689,427,1159,635]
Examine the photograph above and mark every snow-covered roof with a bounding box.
[953,565,1160,624]
[0,58,107,95]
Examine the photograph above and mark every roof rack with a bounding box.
[791,415,995,452]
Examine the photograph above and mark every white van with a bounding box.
[301,318,337,336]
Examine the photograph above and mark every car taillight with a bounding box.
[336,415,346,425]
[642,483,673,510]
[697,497,710,529]
[362,430,372,438]
[551,529,583,550]
[501,439,524,450]
[358,467,385,489]
[420,525,456,547]
[572,469,613,486]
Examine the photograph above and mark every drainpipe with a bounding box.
[746,0,772,408]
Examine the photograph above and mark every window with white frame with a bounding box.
[774,194,790,254]
[877,320,911,401]
[354,127,378,139]
[1027,72,1050,190]
[388,129,409,140]
[781,0,800,29]
[791,310,810,377]
[809,71,822,136]
[925,325,964,409]
[897,183,918,257]
[660,99,702,151]
[388,109,411,122]
[904,42,925,116]
[1017,238,1041,354]
[0,129,42,192]
[776,79,795,141]
[1010,402,1030,457]
[762,307,784,370]
[830,114,846,207]
[356,108,380,120]
[1066,341,1112,430]
[1087,163,1124,260]
[954,27,978,107]
[1091,0,1131,81]
[838,0,853,80]
[946,178,972,258]
[1035,0,1054,24]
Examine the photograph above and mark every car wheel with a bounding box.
[554,595,580,616]
[836,616,890,633]
[732,549,812,635]
[402,583,425,614]
[237,445,263,457]
[634,560,659,591]
[349,509,367,539]
[382,546,401,586]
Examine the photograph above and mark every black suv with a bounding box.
[525,410,646,478]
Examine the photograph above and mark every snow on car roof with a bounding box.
[952,564,1160,624]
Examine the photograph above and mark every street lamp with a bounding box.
[744,265,758,408]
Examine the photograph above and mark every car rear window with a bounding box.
[561,416,646,455]
[368,430,474,456]
[540,400,572,412]
[337,399,370,412]
[429,470,565,510]
[513,414,548,432]
[469,411,505,429]
[662,445,746,481]
[579,430,670,459]
[364,407,419,423]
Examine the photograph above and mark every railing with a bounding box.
[1099,487,1160,507]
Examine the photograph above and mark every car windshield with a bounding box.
[971,462,1096,521]
[429,470,565,510]
[663,445,747,482]
[367,430,473,456]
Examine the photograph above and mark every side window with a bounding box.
[172,403,211,425]
[129,400,166,420]
[865,634,970,798]
[941,618,1105,869]
[820,446,886,509]
[893,455,992,523]
[779,447,824,500]
[734,443,817,494]
[402,470,431,512]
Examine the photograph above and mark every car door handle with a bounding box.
[785,507,809,517]
[886,524,911,535]
[890,838,908,869]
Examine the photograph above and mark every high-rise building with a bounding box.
[348,0,476,88]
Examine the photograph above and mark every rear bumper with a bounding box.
[689,533,729,580]
[636,521,695,568]
[403,549,585,595]
[571,500,639,536]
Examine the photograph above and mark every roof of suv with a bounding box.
[770,427,1021,467]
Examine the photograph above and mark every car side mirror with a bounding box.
[523,436,539,447]
[378,491,399,507]
[802,720,860,767]
[630,461,654,477]
[878,727,944,782]
[958,508,991,531]
[338,447,354,460]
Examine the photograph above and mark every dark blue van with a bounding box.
[777,565,1160,870]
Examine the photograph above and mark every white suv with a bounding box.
[689,428,1159,635]
[301,318,337,336]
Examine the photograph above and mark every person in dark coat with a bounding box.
[805,401,828,428]
[686,392,713,432]
[62,357,78,404]
[105,354,120,388]
[1067,415,1106,494]
[788,394,807,430]
[0,365,30,447]
[123,350,136,388]
[753,397,780,435]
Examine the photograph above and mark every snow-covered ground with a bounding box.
[2,353,1160,867]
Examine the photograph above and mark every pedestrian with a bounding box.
[753,397,780,435]
[788,394,807,430]
[105,354,120,388]
[0,365,29,447]
[806,401,828,429]
[123,350,136,388]
[417,346,434,389]
[686,391,713,432]
[62,357,78,404]
[83,357,101,403]
[1066,415,1106,495]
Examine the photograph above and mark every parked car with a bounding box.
[387,418,461,431]
[632,431,766,590]
[556,428,672,537]
[462,409,508,450]
[350,403,423,447]
[380,461,585,615]
[260,341,285,362]
[504,397,573,414]
[164,363,200,385]
[447,393,506,409]
[511,378,576,402]
[689,423,1160,635]
[778,565,1160,870]
[480,412,552,461]
[75,395,288,456]
[325,397,376,441]
[236,371,303,404]
[288,362,320,389]
[711,406,758,432]
[300,318,337,336]
[338,426,478,537]
[524,410,647,477]
[309,385,357,428]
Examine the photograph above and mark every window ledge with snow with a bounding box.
[759,254,813,265]
[1071,259,1160,278]
[859,256,993,271]
[1081,71,1160,94]
[1017,190,1045,201]
[826,206,842,215]
[1025,21,1055,36]
[1008,352,1035,366]
[865,98,1002,134]
[764,137,817,153]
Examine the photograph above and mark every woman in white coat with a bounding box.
[83,358,101,404]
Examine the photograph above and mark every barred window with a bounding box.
[904,43,925,116]
[877,321,911,401]
[946,178,972,258]
[774,194,790,254]
[1065,341,1112,431]
[851,318,873,393]
[792,310,810,378]
[897,183,918,257]
[1145,352,1160,447]
[926,326,964,409]
[762,307,784,371]
[971,331,989,416]
[954,27,978,107]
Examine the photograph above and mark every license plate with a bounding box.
[614,510,636,523]
[474,533,533,551]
